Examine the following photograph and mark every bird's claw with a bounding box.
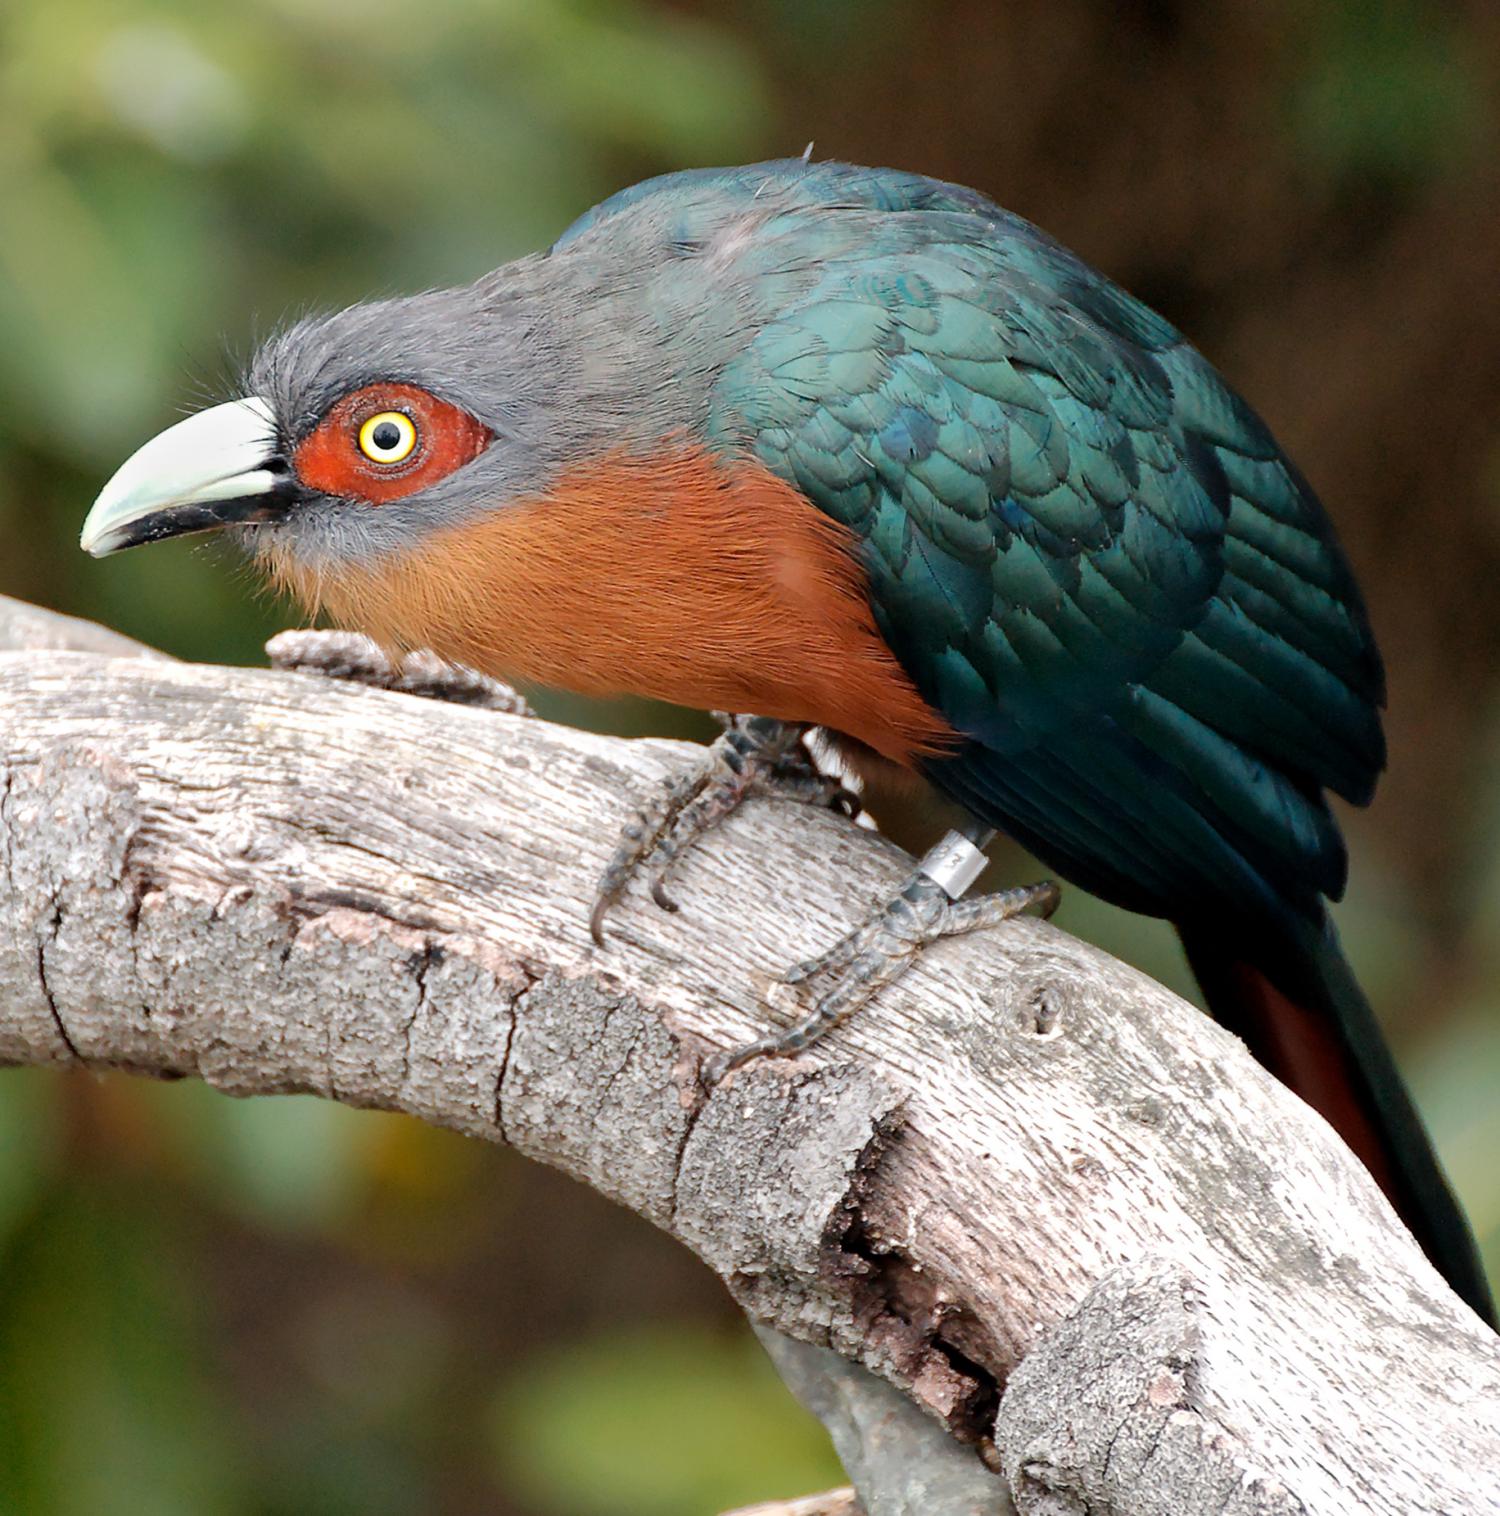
[266,629,531,714]
[702,874,1059,1086]
[590,715,856,946]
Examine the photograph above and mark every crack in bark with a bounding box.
[492,959,537,1145]
[118,809,151,935]
[836,1213,1002,1440]
[403,938,443,1091]
[1,762,83,1065]
[931,1327,1003,1440]
[1137,1411,1168,1489]
[594,998,646,1116]
[1100,1400,1129,1492]
[668,1068,712,1226]
[813,1109,1009,1440]
[36,919,79,1063]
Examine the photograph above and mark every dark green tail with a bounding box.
[1178,912,1495,1326]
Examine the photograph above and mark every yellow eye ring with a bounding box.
[357,411,418,465]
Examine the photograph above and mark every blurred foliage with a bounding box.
[0,1181,246,1516]
[490,1326,842,1515]
[1,0,1498,1510]
[1289,0,1487,189]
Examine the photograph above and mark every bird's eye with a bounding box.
[357,411,418,465]
[295,382,490,504]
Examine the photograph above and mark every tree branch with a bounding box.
[1,595,1496,1515]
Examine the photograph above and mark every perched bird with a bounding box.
[81,159,1493,1322]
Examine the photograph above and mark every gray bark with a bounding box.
[1,594,1496,1516]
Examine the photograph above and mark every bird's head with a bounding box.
[79,273,590,580]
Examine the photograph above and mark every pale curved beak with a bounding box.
[81,397,291,557]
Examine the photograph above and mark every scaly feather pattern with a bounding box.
[668,162,1385,931]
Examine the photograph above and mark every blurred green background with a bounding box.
[2,0,1498,1510]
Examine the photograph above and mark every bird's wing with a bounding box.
[707,197,1384,922]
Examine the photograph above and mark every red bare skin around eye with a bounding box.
[293,382,491,504]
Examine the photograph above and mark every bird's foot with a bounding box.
[590,714,859,946]
[266,630,531,714]
[703,867,1059,1085]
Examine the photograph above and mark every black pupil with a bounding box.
[371,420,404,453]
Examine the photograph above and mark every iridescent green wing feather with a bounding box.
[699,162,1383,923]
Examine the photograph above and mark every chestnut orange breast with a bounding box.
[265,446,953,767]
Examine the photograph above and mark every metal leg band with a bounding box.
[916,829,989,900]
